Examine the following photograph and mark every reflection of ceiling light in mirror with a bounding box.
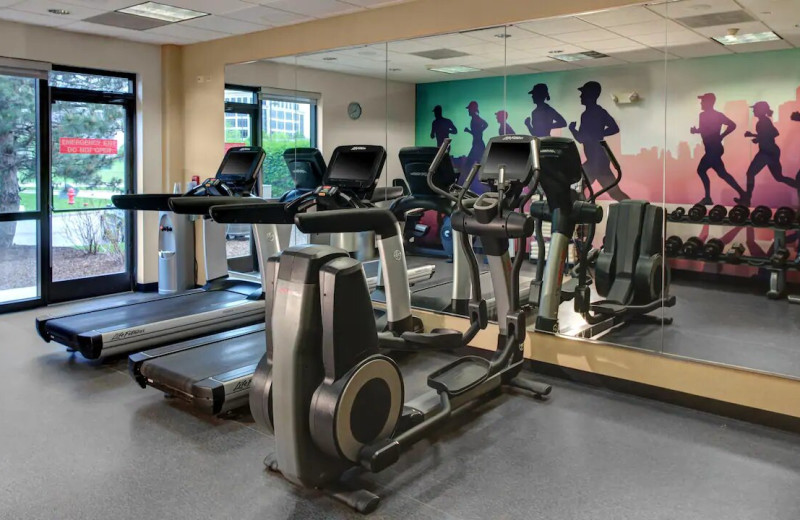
[427,65,481,74]
[118,2,208,22]
[713,31,781,45]
[550,50,609,62]
[48,9,71,15]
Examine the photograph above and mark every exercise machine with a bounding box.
[246,135,552,513]
[128,145,435,414]
[36,147,270,359]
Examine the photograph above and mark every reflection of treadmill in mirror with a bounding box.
[35,147,268,360]
[128,145,435,415]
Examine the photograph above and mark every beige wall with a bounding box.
[226,60,415,183]
[0,19,163,284]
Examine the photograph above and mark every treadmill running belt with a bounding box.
[141,329,265,395]
[45,291,247,339]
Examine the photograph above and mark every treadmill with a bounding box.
[129,144,435,415]
[36,147,272,360]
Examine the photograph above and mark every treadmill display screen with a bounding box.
[220,151,260,178]
[481,142,532,182]
[327,151,380,184]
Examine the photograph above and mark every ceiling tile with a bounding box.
[586,38,647,52]
[647,0,742,18]
[342,0,405,7]
[552,27,622,43]
[147,23,229,42]
[265,0,360,18]
[667,41,732,58]
[388,38,436,53]
[0,7,74,26]
[578,5,665,27]
[183,14,270,34]
[65,20,184,43]
[154,0,255,16]
[606,48,670,62]
[631,30,708,47]
[225,4,311,25]
[60,0,144,9]
[516,17,597,36]
[611,19,685,37]
[417,32,488,48]
[10,0,104,20]
[462,25,539,42]
[505,34,566,52]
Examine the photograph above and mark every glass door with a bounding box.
[48,69,135,302]
[0,71,47,312]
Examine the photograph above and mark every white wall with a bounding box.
[226,61,415,185]
[0,19,162,285]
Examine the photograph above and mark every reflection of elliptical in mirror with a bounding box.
[690,92,746,206]
[524,83,566,137]
[568,81,630,201]
[741,101,798,206]
[464,100,488,166]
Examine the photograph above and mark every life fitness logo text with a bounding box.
[501,136,525,140]
[232,379,253,393]
[110,329,145,342]
[351,146,367,151]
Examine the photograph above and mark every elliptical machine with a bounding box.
[245,135,551,513]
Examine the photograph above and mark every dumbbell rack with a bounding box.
[668,214,800,299]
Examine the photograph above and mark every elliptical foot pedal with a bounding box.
[427,356,490,396]
[400,329,462,351]
[326,485,380,514]
[359,438,400,473]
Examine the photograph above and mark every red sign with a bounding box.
[59,138,118,155]
[225,142,246,151]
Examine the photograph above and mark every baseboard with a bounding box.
[136,282,159,293]
[529,360,800,435]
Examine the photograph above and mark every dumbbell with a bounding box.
[680,236,704,258]
[751,205,773,226]
[725,242,746,264]
[668,207,686,221]
[665,235,683,257]
[728,205,750,225]
[774,207,796,228]
[708,205,727,223]
[688,203,707,222]
[703,238,725,260]
[771,247,790,267]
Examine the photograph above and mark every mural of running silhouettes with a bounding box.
[430,105,458,147]
[524,83,566,137]
[690,93,746,205]
[495,110,516,136]
[568,81,630,201]
[464,100,488,165]
[741,101,798,206]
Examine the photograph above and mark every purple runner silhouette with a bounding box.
[495,110,516,136]
[741,101,798,206]
[690,93,746,205]
[464,100,488,166]
[568,81,629,201]
[524,83,566,137]
[430,105,458,147]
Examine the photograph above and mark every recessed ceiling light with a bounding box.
[550,50,609,62]
[713,31,781,45]
[322,57,338,61]
[117,2,208,23]
[48,9,70,15]
[427,65,481,74]
[494,33,511,39]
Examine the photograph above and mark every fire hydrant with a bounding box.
[67,187,75,205]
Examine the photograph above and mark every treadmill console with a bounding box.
[215,146,266,195]
[479,135,537,185]
[537,137,583,213]
[399,146,458,198]
[283,147,326,191]
[323,145,387,199]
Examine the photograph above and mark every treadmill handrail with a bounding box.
[169,195,266,216]
[112,193,178,212]
[209,200,295,224]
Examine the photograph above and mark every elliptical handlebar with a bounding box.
[591,140,622,201]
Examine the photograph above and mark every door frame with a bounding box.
[46,66,137,303]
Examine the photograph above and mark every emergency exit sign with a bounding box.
[59,138,118,155]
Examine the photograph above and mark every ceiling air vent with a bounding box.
[410,49,470,60]
[676,10,755,29]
